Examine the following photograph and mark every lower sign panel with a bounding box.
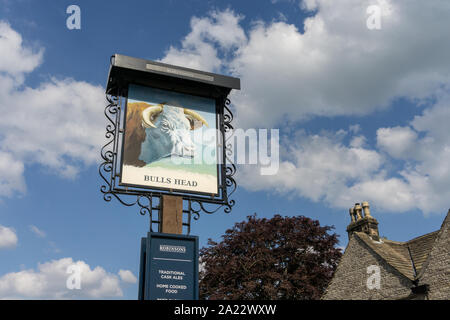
[141,232,199,300]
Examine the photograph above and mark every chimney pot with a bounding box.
[354,203,363,220]
[349,208,356,223]
[347,202,379,240]
[362,201,372,218]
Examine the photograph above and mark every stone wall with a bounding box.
[322,235,412,300]
[419,213,450,300]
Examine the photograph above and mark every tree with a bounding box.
[199,214,342,300]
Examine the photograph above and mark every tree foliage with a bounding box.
[199,214,342,300]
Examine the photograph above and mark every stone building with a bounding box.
[322,202,449,300]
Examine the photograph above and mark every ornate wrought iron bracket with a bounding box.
[99,81,236,234]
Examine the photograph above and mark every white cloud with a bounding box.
[0,151,25,197]
[162,2,450,128]
[0,21,105,197]
[161,9,246,72]
[0,258,136,299]
[1,3,448,217]
[29,225,46,238]
[0,78,105,178]
[230,0,450,127]
[162,4,450,215]
[118,270,137,284]
[238,93,450,214]
[411,95,450,143]
[238,130,385,204]
[376,126,417,159]
[0,225,18,249]
[374,95,450,213]
[350,135,367,148]
[0,21,43,83]
[341,177,415,212]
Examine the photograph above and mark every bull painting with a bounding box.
[123,102,209,167]
[121,84,218,194]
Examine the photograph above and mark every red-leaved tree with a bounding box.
[199,214,342,300]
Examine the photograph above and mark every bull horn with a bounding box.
[184,108,209,129]
[142,104,164,128]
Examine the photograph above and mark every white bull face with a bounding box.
[138,104,208,164]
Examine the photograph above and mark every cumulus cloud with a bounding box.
[0,21,43,82]
[0,21,104,197]
[375,95,450,213]
[162,3,450,215]
[161,9,246,72]
[1,1,448,217]
[376,126,418,159]
[0,78,105,178]
[162,2,450,128]
[237,130,389,208]
[0,151,25,197]
[0,225,18,249]
[238,93,450,214]
[0,258,136,299]
[231,0,450,127]
[118,270,137,284]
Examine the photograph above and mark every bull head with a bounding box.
[138,103,209,164]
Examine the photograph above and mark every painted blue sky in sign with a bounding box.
[0,0,449,299]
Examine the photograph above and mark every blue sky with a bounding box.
[0,0,449,299]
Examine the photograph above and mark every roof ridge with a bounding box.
[375,230,439,245]
[382,238,406,245]
[406,230,439,244]
[354,232,415,281]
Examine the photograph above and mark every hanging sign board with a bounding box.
[121,84,219,194]
[105,54,240,201]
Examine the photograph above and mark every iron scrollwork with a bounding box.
[99,85,161,231]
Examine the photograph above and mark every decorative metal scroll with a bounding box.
[99,78,236,234]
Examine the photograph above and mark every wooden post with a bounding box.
[159,195,183,234]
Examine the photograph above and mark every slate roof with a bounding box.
[354,229,440,281]
[407,231,439,276]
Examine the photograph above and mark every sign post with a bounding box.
[100,53,240,300]
[160,195,183,234]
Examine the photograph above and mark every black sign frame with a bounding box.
[100,54,240,232]
[118,84,222,196]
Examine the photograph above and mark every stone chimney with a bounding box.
[346,201,380,241]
